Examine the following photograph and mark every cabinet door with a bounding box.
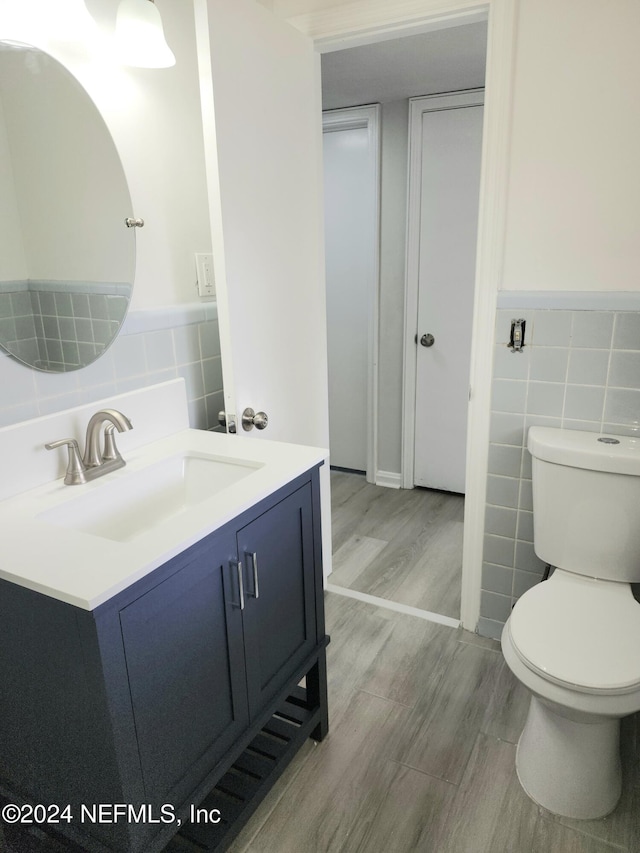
[119,530,248,803]
[238,483,317,718]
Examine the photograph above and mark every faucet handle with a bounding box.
[45,438,87,486]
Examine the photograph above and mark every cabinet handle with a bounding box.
[246,551,260,599]
[230,559,245,610]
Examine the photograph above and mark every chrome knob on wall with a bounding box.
[420,333,435,347]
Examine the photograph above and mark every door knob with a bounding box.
[242,408,269,431]
[420,333,435,347]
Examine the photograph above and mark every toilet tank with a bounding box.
[528,427,640,582]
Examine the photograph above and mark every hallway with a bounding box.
[329,471,463,620]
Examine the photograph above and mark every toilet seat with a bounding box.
[508,571,640,695]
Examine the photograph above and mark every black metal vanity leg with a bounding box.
[308,649,329,742]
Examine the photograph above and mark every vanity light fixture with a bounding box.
[114,0,175,68]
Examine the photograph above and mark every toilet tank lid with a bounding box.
[528,427,640,476]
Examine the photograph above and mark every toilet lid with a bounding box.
[508,571,640,694]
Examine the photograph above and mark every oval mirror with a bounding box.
[0,41,135,372]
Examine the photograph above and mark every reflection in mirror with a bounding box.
[0,42,135,372]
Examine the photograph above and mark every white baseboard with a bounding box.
[375,469,402,489]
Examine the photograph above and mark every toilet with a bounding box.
[501,426,640,819]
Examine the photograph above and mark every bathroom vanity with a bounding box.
[0,384,329,853]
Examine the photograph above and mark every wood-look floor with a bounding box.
[228,592,640,853]
[329,470,464,619]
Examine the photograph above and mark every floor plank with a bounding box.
[357,615,458,709]
[431,732,539,853]
[389,639,503,785]
[321,591,398,725]
[346,760,457,853]
[390,518,463,617]
[329,534,389,589]
[481,657,532,744]
[329,470,464,620]
[237,690,405,853]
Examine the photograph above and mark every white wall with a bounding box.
[0,0,213,308]
[502,0,640,293]
[0,97,26,280]
[275,0,347,14]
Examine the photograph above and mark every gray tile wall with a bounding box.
[478,307,640,639]
[0,304,224,432]
[0,288,128,370]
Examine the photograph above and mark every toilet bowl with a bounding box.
[502,570,640,818]
[501,427,640,819]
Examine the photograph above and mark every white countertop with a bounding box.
[0,428,326,611]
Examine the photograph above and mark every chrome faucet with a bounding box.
[83,409,133,468]
[46,409,133,485]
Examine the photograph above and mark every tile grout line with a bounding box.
[356,687,419,711]
[536,813,628,853]
[386,757,461,788]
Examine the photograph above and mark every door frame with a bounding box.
[293,0,517,632]
[322,105,381,484]
[402,88,484,491]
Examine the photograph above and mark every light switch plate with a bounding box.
[195,253,215,298]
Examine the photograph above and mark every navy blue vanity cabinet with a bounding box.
[0,465,328,853]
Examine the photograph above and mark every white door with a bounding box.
[411,93,484,493]
[322,107,379,475]
[194,0,328,451]
[194,0,332,575]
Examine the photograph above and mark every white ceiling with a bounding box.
[320,21,488,111]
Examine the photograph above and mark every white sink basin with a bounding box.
[38,452,262,542]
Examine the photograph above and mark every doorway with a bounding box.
[320,22,487,623]
[406,90,484,493]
